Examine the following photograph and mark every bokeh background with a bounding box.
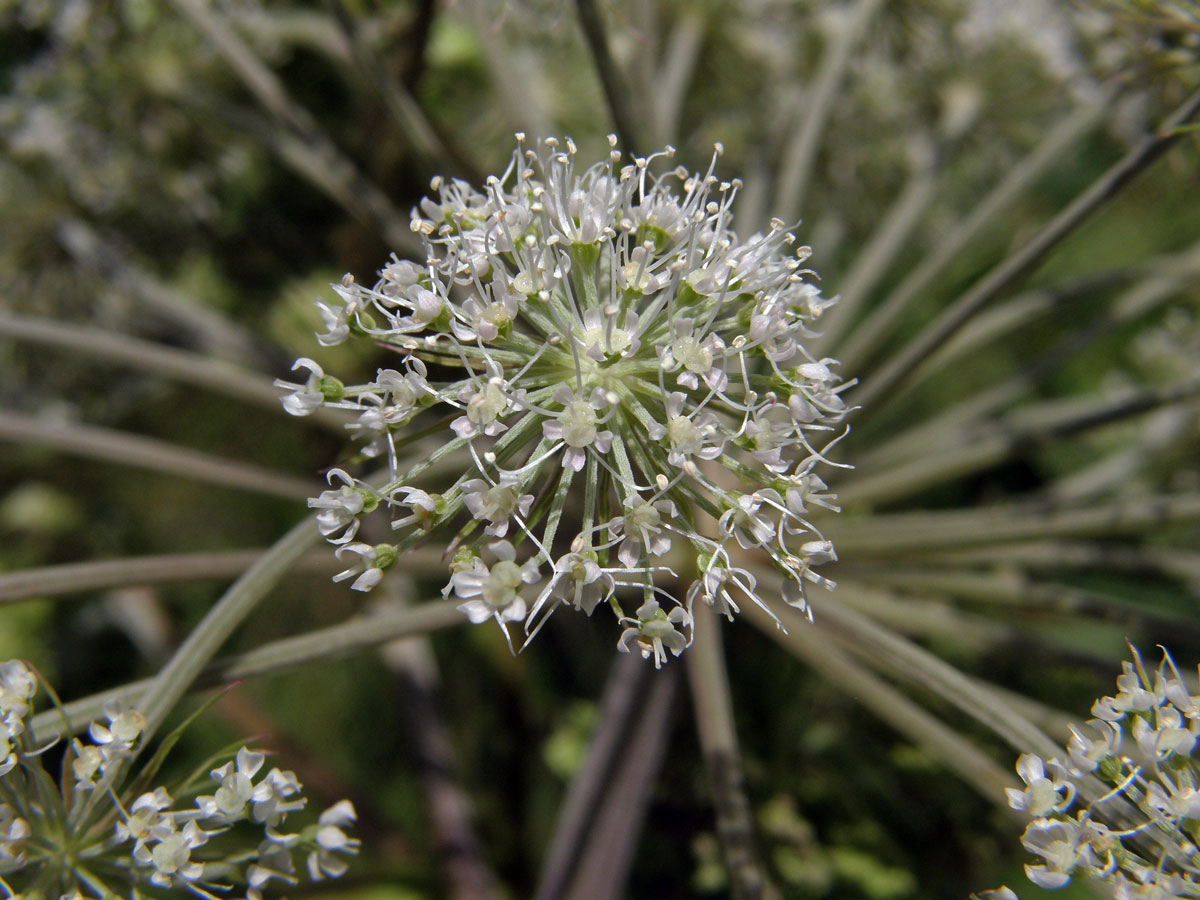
[2,1,1199,897]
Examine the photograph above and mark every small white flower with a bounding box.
[308,469,367,545]
[274,358,335,416]
[451,541,540,630]
[542,385,613,473]
[452,375,512,439]
[196,746,266,822]
[333,543,395,592]
[617,600,692,669]
[307,800,360,880]
[1021,817,1092,890]
[251,767,306,826]
[609,495,676,568]
[461,474,534,538]
[135,819,208,888]
[0,803,31,867]
[1005,754,1075,817]
[88,701,146,751]
[116,787,175,852]
[548,552,615,616]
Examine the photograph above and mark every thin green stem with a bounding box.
[775,0,886,222]
[686,604,776,900]
[0,311,345,432]
[169,0,419,255]
[0,409,314,501]
[837,373,1200,508]
[133,515,321,747]
[574,0,642,157]
[851,86,1200,412]
[823,493,1200,555]
[739,598,1017,802]
[29,596,463,743]
[55,219,263,366]
[834,91,1111,371]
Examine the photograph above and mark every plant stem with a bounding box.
[739,599,1017,803]
[775,0,886,222]
[0,409,314,500]
[686,604,776,900]
[851,86,1200,412]
[574,0,642,157]
[0,311,344,431]
[834,91,1111,371]
[30,589,461,743]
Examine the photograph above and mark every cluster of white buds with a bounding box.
[0,659,358,899]
[1008,647,1200,899]
[280,136,850,663]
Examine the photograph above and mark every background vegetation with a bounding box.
[1,1,1199,897]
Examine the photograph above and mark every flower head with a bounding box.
[283,136,849,660]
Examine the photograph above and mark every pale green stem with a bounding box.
[228,4,353,62]
[169,0,418,255]
[0,409,314,501]
[822,493,1200,555]
[858,241,1200,468]
[824,579,1010,653]
[461,0,551,139]
[739,599,1017,802]
[29,596,462,743]
[0,546,445,603]
[686,604,777,900]
[806,582,1061,758]
[835,91,1111,371]
[912,541,1200,585]
[574,0,642,156]
[0,311,345,432]
[654,12,705,147]
[851,86,1200,412]
[1046,406,1195,502]
[629,0,657,145]
[837,373,1200,508]
[133,515,321,747]
[328,0,477,179]
[835,567,1200,641]
[534,654,649,900]
[56,219,262,366]
[559,664,680,900]
[775,0,886,222]
[814,151,939,356]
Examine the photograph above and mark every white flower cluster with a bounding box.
[0,659,358,899]
[280,136,849,663]
[1009,647,1200,898]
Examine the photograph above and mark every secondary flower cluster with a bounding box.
[280,136,849,664]
[1008,647,1200,899]
[0,659,358,900]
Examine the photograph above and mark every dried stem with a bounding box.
[0,311,345,432]
[823,492,1200,555]
[837,373,1200,508]
[169,0,418,255]
[328,0,480,181]
[55,219,264,366]
[560,664,679,900]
